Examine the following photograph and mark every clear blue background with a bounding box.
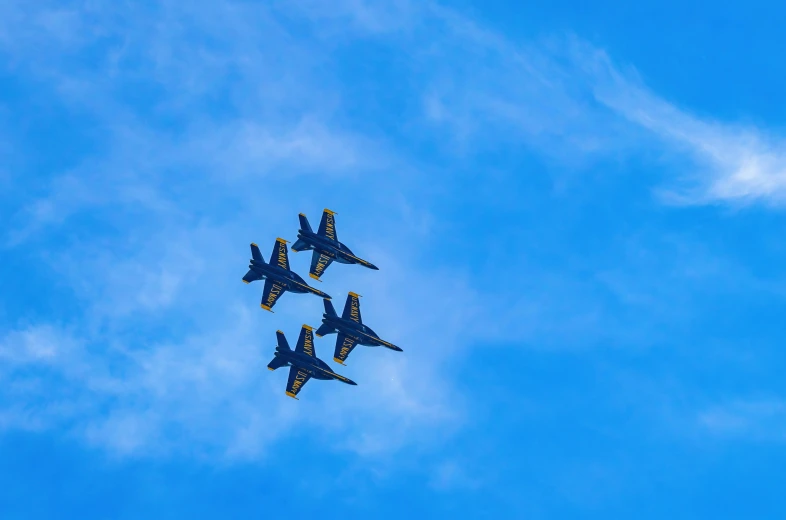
[3,1,786,518]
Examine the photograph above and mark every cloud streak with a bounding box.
[574,41,786,205]
[698,399,786,442]
[4,0,786,465]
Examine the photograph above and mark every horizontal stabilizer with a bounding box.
[315,323,335,337]
[242,270,260,284]
[291,238,310,252]
[267,356,288,371]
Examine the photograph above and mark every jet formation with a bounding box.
[244,209,402,399]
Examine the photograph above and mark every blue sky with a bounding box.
[3,0,786,517]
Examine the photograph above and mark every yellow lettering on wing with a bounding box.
[324,214,336,240]
[291,370,308,393]
[339,337,355,359]
[277,244,288,268]
[302,331,314,357]
[315,254,330,276]
[265,284,282,306]
[350,297,360,322]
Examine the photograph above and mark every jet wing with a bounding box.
[270,238,290,271]
[333,333,359,365]
[260,278,286,311]
[317,209,338,241]
[295,325,316,357]
[309,251,334,280]
[285,366,312,399]
[342,292,362,324]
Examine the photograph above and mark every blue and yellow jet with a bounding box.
[267,325,357,399]
[242,238,331,312]
[315,292,403,365]
[291,209,379,282]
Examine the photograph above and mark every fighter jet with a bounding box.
[315,292,403,365]
[290,209,378,282]
[242,238,331,312]
[267,324,357,399]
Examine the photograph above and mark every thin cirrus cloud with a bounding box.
[5,0,786,244]
[698,399,786,441]
[352,2,786,206]
[2,0,785,462]
[573,40,786,205]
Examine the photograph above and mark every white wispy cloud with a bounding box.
[0,251,473,459]
[321,1,786,205]
[698,399,786,441]
[429,460,482,491]
[4,0,786,464]
[573,41,786,205]
[2,0,449,460]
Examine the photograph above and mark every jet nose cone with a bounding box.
[367,263,379,270]
[335,374,357,385]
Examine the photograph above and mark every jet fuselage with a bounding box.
[274,346,357,385]
[273,346,339,381]
[296,229,377,268]
[249,258,324,295]
[321,312,395,348]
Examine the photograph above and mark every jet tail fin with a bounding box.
[298,213,313,233]
[275,330,291,351]
[323,299,338,318]
[250,243,264,262]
